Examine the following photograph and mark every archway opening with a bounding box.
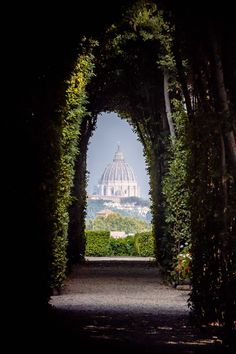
[85,112,153,259]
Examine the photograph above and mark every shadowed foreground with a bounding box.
[48,259,233,353]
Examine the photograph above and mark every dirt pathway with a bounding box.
[49,259,231,353]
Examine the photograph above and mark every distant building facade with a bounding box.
[96,145,140,198]
[110,231,126,238]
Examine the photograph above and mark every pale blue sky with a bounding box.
[87,112,150,199]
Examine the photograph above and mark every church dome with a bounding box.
[100,146,136,183]
[97,145,140,198]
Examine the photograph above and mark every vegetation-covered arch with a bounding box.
[67,16,171,268]
[19,0,235,338]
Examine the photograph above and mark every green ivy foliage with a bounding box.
[162,100,191,282]
[50,44,96,289]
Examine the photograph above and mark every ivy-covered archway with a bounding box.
[50,8,176,287]
[24,0,235,338]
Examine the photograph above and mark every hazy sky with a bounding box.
[87,112,150,199]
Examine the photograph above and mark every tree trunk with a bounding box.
[211,32,236,169]
[225,131,236,167]
[173,30,193,119]
[163,68,176,138]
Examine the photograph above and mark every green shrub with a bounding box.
[85,231,155,257]
[85,230,110,256]
[109,236,137,256]
[134,232,155,256]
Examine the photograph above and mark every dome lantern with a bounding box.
[113,144,124,162]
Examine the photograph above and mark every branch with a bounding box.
[163,68,176,138]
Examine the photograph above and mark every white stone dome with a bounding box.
[100,146,136,183]
[97,145,140,198]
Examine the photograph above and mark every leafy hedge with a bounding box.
[188,113,236,328]
[134,232,155,257]
[162,100,191,283]
[50,42,96,289]
[85,231,110,256]
[85,231,154,257]
[109,236,137,256]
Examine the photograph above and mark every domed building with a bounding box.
[96,145,140,198]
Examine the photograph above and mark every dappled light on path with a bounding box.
[49,259,229,353]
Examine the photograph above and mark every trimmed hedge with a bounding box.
[109,236,137,256]
[85,231,110,256]
[49,44,96,289]
[134,232,155,257]
[85,231,154,257]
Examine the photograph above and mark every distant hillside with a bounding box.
[86,197,152,222]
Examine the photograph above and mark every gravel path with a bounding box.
[49,259,230,353]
